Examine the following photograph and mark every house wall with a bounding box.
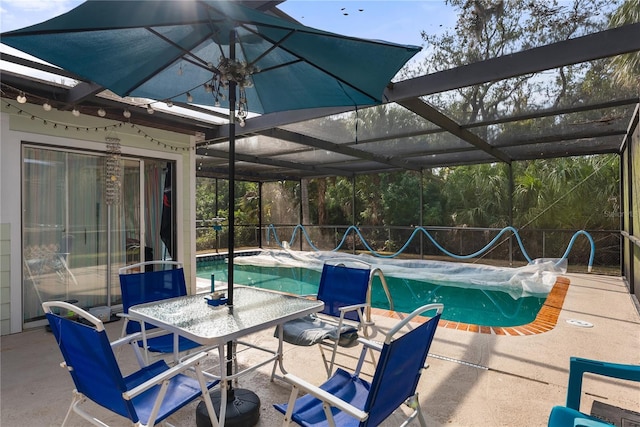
[0,103,197,335]
[0,223,11,335]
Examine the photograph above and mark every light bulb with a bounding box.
[146,105,154,114]
[16,92,27,104]
[123,109,131,118]
[72,108,80,117]
[186,92,193,103]
[42,101,52,111]
[166,100,173,107]
[97,108,106,117]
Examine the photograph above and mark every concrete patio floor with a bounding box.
[1,272,639,426]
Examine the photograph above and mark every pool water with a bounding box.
[196,261,547,327]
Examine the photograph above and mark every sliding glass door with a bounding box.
[22,145,172,324]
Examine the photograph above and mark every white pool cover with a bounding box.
[233,250,567,299]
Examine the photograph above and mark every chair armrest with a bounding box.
[357,338,383,352]
[124,351,212,399]
[118,325,174,342]
[110,328,175,349]
[566,357,640,410]
[111,332,146,349]
[338,303,368,314]
[282,373,368,421]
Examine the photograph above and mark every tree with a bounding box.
[419,0,616,120]
[608,0,640,91]
[441,163,510,227]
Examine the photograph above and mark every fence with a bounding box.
[195,222,620,274]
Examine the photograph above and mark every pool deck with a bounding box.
[2,272,639,426]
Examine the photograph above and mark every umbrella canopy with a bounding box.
[2,0,420,306]
[1,0,420,115]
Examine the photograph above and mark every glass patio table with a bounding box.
[128,285,324,426]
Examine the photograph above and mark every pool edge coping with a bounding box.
[368,276,571,336]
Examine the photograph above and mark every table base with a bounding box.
[196,388,260,427]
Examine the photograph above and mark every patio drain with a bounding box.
[566,319,594,328]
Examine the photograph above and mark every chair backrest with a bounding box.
[45,310,139,423]
[362,304,442,427]
[317,263,370,322]
[119,262,186,334]
[566,357,640,410]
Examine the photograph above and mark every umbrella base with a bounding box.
[196,388,260,427]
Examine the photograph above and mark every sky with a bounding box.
[0,0,457,66]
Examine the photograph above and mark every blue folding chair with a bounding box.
[279,261,372,377]
[548,357,640,427]
[275,303,443,427]
[43,301,218,427]
[119,261,201,365]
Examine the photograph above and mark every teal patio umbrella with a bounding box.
[2,0,419,303]
[2,1,419,422]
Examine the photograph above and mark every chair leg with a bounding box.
[401,394,427,427]
[66,390,110,427]
[61,391,82,427]
[282,385,301,426]
[327,339,340,377]
[415,407,428,427]
[321,402,337,427]
[318,342,329,376]
[272,324,287,380]
[195,362,220,427]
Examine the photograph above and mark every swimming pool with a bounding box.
[196,251,565,327]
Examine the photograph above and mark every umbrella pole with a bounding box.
[197,30,260,427]
[226,35,237,381]
[227,29,237,381]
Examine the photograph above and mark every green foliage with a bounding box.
[608,0,640,90]
[194,0,624,252]
[513,155,620,229]
[196,154,619,254]
[420,0,616,117]
[441,163,510,227]
[380,172,421,226]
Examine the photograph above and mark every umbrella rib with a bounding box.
[145,27,215,72]
[242,28,296,69]
[239,24,381,104]
[118,26,218,98]
[258,59,304,74]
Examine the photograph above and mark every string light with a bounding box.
[2,87,197,152]
[186,92,193,103]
